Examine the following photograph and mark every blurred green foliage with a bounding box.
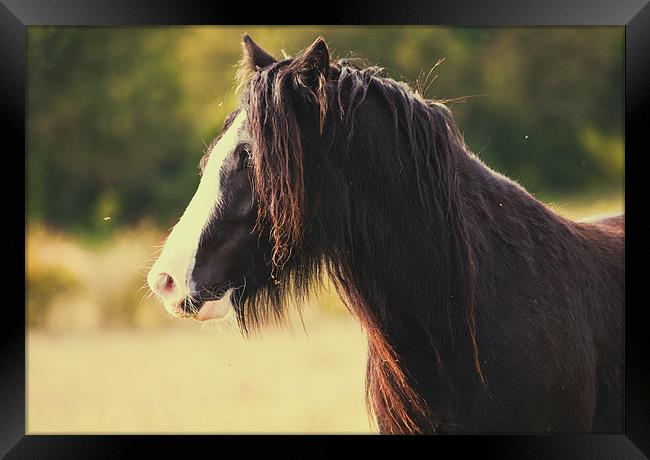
[27,26,623,233]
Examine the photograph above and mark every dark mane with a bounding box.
[237,51,484,433]
[232,38,623,434]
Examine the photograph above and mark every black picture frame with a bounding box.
[7,0,649,457]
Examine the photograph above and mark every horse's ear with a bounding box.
[241,33,277,70]
[292,37,330,87]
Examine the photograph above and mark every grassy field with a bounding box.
[27,311,372,433]
[26,193,623,434]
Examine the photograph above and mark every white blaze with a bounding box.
[147,110,248,319]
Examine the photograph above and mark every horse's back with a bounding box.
[582,213,624,235]
[576,213,624,255]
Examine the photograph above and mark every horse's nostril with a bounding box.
[156,273,176,296]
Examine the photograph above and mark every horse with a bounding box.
[147,35,624,434]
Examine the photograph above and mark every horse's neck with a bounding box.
[349,146,577,427]
[456,150,576,253]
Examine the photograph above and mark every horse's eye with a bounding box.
[236,144,252,170]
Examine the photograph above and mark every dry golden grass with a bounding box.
[27,312,372,434]
[26,193,623,433]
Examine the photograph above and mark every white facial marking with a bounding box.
[147,110,248,318]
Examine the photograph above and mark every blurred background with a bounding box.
[26,26,624,433]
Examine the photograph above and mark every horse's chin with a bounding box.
[195,288,234,321]
[161,287,234,321]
